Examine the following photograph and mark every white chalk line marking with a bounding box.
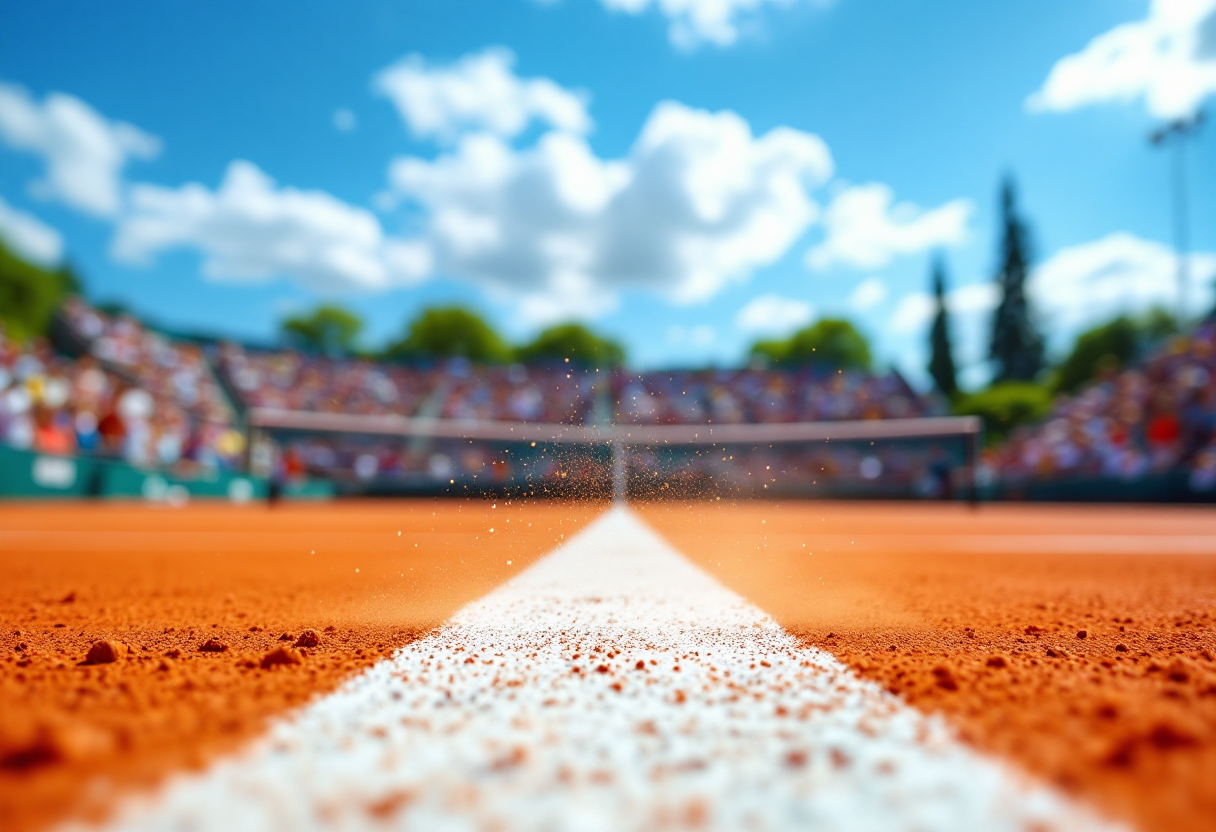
[70,507,1128,832]
[791,534,1216,556]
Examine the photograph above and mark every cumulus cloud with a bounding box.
[889,293,935,337]
[1029,232,1215,335]
[0,196,63,266]
[847,276,887,311]
[386,100,833,320]
[0,82,160,217]
[598,0,814,49]
[113,160,432,292]
[889,282,999,336]
[1028,0,1216,118]
[806,183,971,271]
[887,233,1216,367]
[375,48,591,142]
[735,293,814,335]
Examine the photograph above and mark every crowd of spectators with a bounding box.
[987,320,1216,490]
[614,369,930,424]
[219,346,931,431]
[275,435,601,490]
[0,326,245,471]
[626,440,957,499]
[22,297,1216,495]
[219,345,600,424]
[61,298,234,425]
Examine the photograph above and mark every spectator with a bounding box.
[990,320,1216,485]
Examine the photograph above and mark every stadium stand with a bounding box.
[61,298,235,426]
[0,324,245,475]
[12,297,1216,501]
[217,344,599,424]
[987,319,1216,493]
[613,368,930,424]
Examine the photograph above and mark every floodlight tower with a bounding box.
[1150,111,1204,325]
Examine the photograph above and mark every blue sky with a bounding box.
[2,0,1215,388]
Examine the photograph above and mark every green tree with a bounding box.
[516,323,625,367]
[0,241,80,341]
[386,306,510,363]
[927,257,958,397]
[954,382,1052,443]
[1052,316,1139,394]
[750,338,789,366]
[750,318,871,371]
[1049,307,1179,394]
[989,177,1045,382]
[1137,306,1178,341]
[280,304,364,356]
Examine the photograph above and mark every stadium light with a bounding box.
[1149,111,1204,325]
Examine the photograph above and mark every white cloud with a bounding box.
[333,108,357,133]
[514,271,620,327]
[806,183,971,271]
[735,293,814,335]
[889,283,999,336]
[0,82,160,217]
[597,0,816,49]
[112,160,432,292]
[889,293,935,336]
[950,282,1000,315]
[387,100,833,321]
[375,48,591,142]
[1030,232,1215,336]
[1029,0,1216,119]
[887,231,1216,375]
[0,196,63,266]
[848,276,886,311]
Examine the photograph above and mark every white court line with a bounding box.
[801,534,1216,555]
[71,508,1127,832]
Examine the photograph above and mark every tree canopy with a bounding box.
[750,318,871,371]
[989,177,1045,382]
[516,322,625,367]
[385,306,511,363]
[280,304,364,356]
[927,257,958,397]
[0,241,80,342]
[953,382,1052,443]
[1051,308,1180,394]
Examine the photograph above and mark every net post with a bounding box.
[967,418,982,508]
[612,438,627,505]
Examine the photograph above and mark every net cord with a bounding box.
[247,408,979,445]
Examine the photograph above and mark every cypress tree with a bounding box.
[927,257,958,397]
[989,177,1045,382]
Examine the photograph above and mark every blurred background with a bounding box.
[2,0,1215,502]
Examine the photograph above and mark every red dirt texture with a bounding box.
[0,499,603,832]
[641,501,1216,832]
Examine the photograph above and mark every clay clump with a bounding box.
[82,640,125,665]
[260,647,303,669]
[294,629,321,649]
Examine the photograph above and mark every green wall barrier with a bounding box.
[0,445,96,498]
[281,479,336,500]
[0,445,267,502]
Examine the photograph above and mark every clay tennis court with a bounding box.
[1,500,1214,832]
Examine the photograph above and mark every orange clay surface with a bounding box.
[0,499,604,832]
[639,501,1216,832]
[3,499,1215,832]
